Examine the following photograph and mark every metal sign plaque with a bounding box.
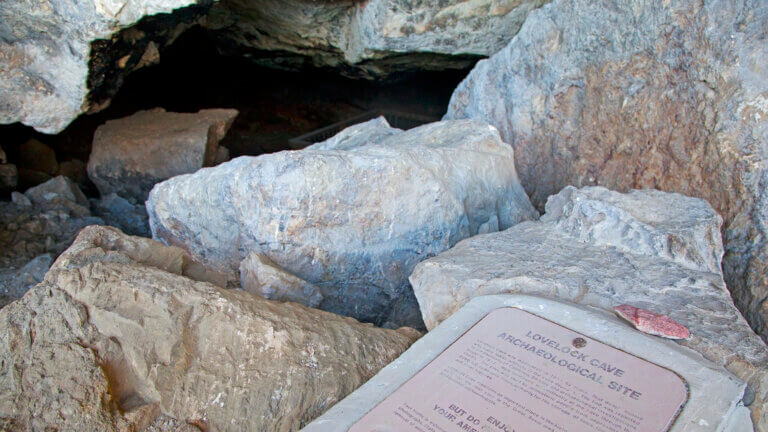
[350,307,688,432]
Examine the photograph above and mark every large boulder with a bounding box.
[2,0,549,133]
[0,0,208,134]
[147,117,537,328]
[87,108,238,202]
[0,226,420,431]
[410,186,768,429]
[444,0,768,341]
[206,0,549,78]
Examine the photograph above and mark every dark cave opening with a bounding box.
[0,26,476,197]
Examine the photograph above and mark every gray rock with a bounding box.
[444,0,768,342]
[24,176,89,208]
[0,254,52,309]
[0,164,17,195]
[147,118,537,328]
[87,108,238,202]
[409,186,768,429]
[0,0,206,133]
[207,0,549,78]
[1,178,103,301]
[0,225,420,431]
[10,192,30,207]
[92,193,150,237]
[240,252,324,308]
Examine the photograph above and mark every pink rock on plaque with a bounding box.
[614,304,691,339]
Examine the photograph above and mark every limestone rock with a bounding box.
[240,252,324,308]
[207,0,549,78]
[24,176,89,208]
[0,0,208,133]
[0,253,52,309]
[148,118,537,328]
[0,185,102,306]
[444,0,768,341]
[92,193,151,237]
[18,139,58,176]
[0,226,420,431]
[409,186,768,429]
[87,108,238,202]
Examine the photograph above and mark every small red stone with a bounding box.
[613,304,690,340]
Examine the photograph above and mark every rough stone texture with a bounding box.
[613,304,691,340]
[0,253,52,309]
[87,108,238,202]
[25,176,89,208]
[0,178,103,307]
[91,193,151,237]
[410,186,768,429]
[148,118,537,329]
[0,226,420,431]
[0,0,208,133]
[444,0,768,342]
[240,252,324,308]
[208,0,548,78]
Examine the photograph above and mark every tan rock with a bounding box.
[445,0,768,344]
[240,252,324,308]
[0,226,419,431]
[87,108,238,201]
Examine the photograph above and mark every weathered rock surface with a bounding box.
[2,0,549,132]
[0,177,103,307]
[87,108,238,202]
[148,118,537,328]
[613,304,691,340]
[240,252,324,308]
[0,226,420,431]
[0,253,52,309]
[410,186,768,429]
[444,0,768,341]
[0,0,209,133]
[208,0,548,78]
[25,176,89,208]
[91,193,151,237]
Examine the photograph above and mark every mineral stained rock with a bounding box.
[410,186,768,429]
[0,0,206,134]
[148,118,537,328]
[0,226,420,431]
[613,304,691,340]
[444,0,768,341]
[87,108,238,202]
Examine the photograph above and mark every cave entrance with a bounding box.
[0,26,475,196]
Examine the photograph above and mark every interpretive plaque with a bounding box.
[350,307,688,432]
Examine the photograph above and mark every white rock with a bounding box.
[443,0,768,344]
[148,118,537,328]
[410,186,768,429]
[239,252,323,308]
